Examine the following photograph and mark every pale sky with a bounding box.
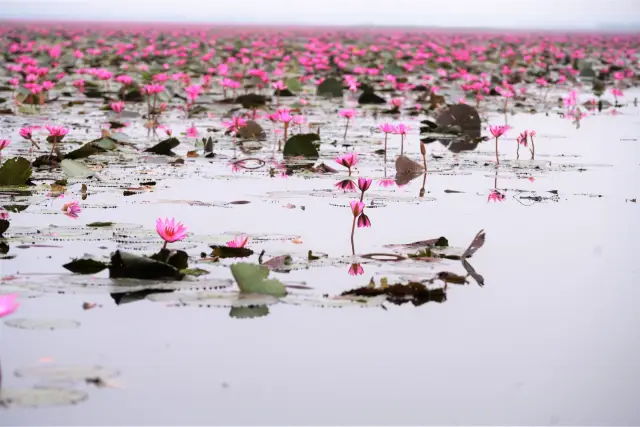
[1,0,639,29]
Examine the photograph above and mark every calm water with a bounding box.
[1,91,639,425]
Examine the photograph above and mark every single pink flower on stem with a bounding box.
[272,81,286,106]
[357,177,372,193]
[0,208,9,220]
[0,294,19,318]
[0,139,10,152]
[277,108,294,142]
[390,98,403,110]
[348,263,364,276]
[349,199,366,255]
[487,190,505,203]
[489,124,508,165]
[227,234,249,248]
[46,125,69,158]
[516,130,528,160]
[335,152,359,176]
[156,217,188,249]
[62,200,81,219]
[529,130,536,159]
[350,200,365,217]
[223,115,247,145]
[378,123,395,160]
[339,109,357,139]
[393,123,411,156]
[110,101,125,117]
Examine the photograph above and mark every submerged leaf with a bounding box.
[230,262,287,297]
[0,157,32,186]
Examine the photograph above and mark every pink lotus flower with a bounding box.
[379,123,395,134]
[340,109,357,138]
[62,200,81,219]
[487,190,505,202]
[227,234,249,248]
[46,125,69,139]
[489,125,508,138]
[0,294,19,318]
[186,124,198,138]
[110,101,125,115]
[357,177,371,193]
[156,217,188,249]
[350,200,365,217]
[0,139,10,152]
[143,84,165,95]
[336,152,359,176]
[488,124,509,165]
[390,98,403,109]
[184,84,201,102]
[115,75,133,85]
[393,123,411,155]
[0,208,9,220]
[272,81,286,91]
[348,263,364,276]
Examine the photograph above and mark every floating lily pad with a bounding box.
[283,133,320,159]
[4,318,81,330]
[209,245,254,259]
[109,250,184,280]
[0,157,32,186]
[230,262,287,297]
[316,77,343,98]
[145,137,180,156]
[0,387,88,408]
[14,364,120,383]
[63,257,109,274]
[60,159,94,179]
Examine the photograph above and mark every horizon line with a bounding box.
[1,18,639,34]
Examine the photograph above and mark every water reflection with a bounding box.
[422,103,484,154]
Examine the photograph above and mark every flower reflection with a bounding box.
[348,263,364,276]
[335,179,357,191]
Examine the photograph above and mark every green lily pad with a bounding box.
[316,77,343,98]
[60,159,94,179]
[180,268,210,277]
[0,388,88,408]
[87,222,114,227]
[0,157,32,186]
[283,133,320,159]
[285,77,302,93]
[230,262,287,297]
